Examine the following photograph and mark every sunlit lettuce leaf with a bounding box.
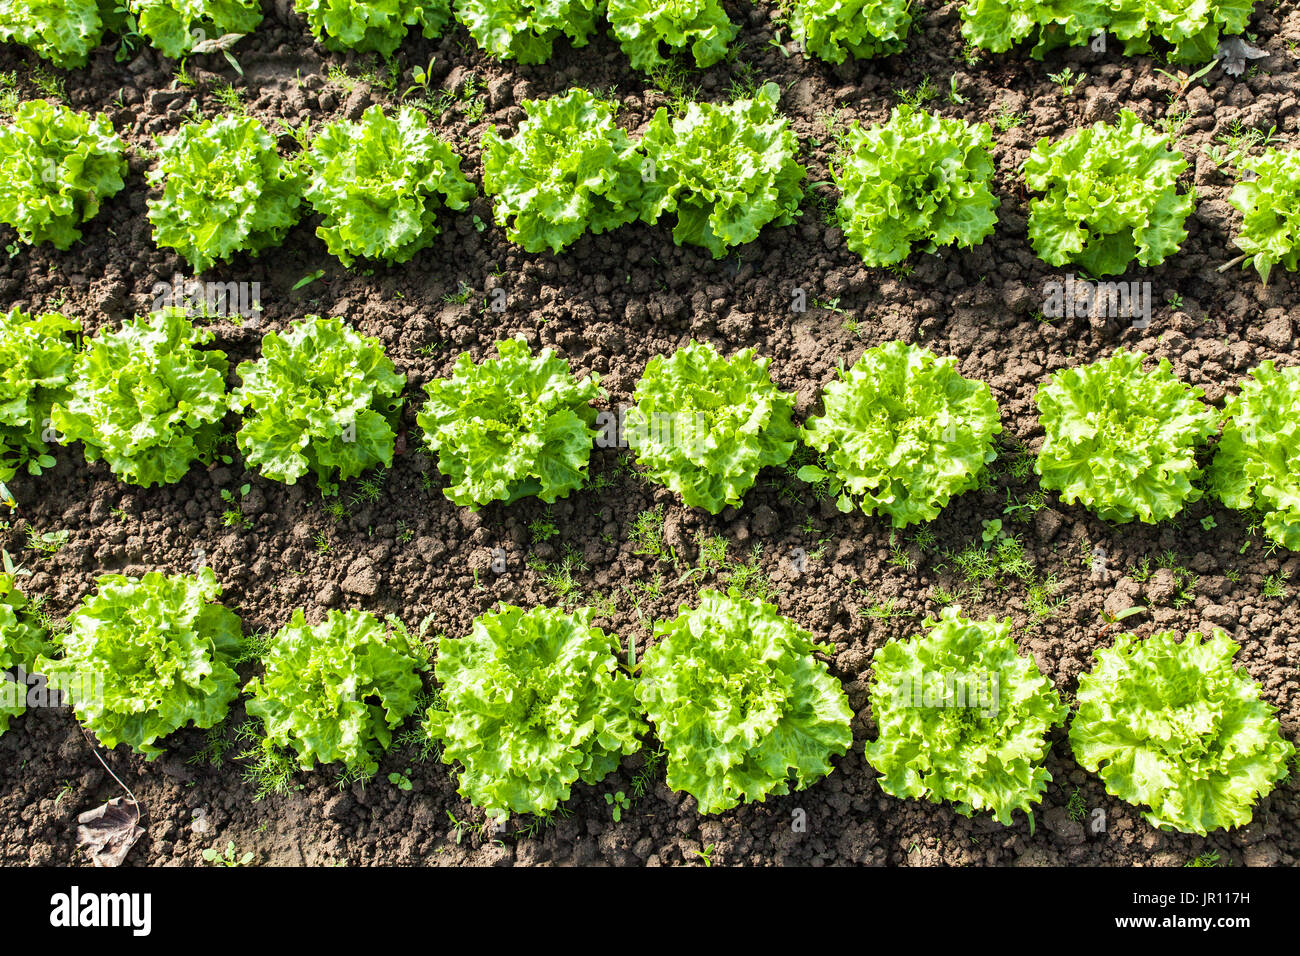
[296,0,450,54]
[0,307,80,482]
[607,0,736,72]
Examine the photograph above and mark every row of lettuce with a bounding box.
[0,0,1253,71]
[0,562,1293,836]
[5,304,1300,549]
[5,89,1300,281]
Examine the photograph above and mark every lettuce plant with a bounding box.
[799,341,1002,526]
[1228,146,1300,285]
[244,609,428,777]
[1071,629,1295,835]
[482,88,645,254]
[1209,361,1300,551]
[959,0,1103,57]
[791,0,911,63]
[125,0,262,58]
[0,0,107,67]
[426,605,644,820]
[147,115,305,273]
[33,569,244,758]
[51,310,229,488]
[1024,109,1194,276]
[0,100,127,250]
[0,308,80,483]
[607,0,737,72]
[637,589,853,814]
[454,0,602,63]
[1034,349,1216,524]
[833,106,998,267]
[296,0,451,55]
[417,337,602,509]
[960,0,1248,62]
[304,106,475,265]
[232,316,405,496]
[641,83,806,258]
[0,563,51,737]
[865,607,1067,827]
[626,340,797,513]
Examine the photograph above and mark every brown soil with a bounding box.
[2,0,1298,867]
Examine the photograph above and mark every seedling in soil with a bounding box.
[28,529,69,557]
[220,483,253,529]
[604,791,630,822]
[693,843,717,867]
[1155,59,1219,100]
[1066,787,1088,823]
[388,769,413,791]
[1262,572,1290,599]
[1049,68,1084,95]
[202,841,254,867]
[895,75,937,108]
[528,517,559,542]
[980,519,1003,545]
[1184,849,1224,868]
[947,75,966,104]
[629,507,677,564]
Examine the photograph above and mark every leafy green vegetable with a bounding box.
[1034,349,1216,523]
[304,105,475,265]
[791,0,911,63]
[626,340,797,513]
[232,316,405,496]
[1024,109,1194,277]
[296,0,451,54]
[147,115,305,273]
[607,0,736,71]
[126,0,262,58]
[1209,361,1300,551]
[637,589,853,814]
[0,0,107,67]
[1228,146,1300,285]
[0,100,127,250]
[800,340,1002,526]
[960,0,1248,62]
[33,569,243,758]
[0,564,51,737]
[52,310,229,488]
[865,607,1067,827]
[1071,629,1295,835]
[426,605,644,820]
[482,88,645,254]
[640,82,806,258]
[833,105,998,267]
[0,308,80,483]
[244,609,428,777]
[454,0,601,63]
[417,337,602,509]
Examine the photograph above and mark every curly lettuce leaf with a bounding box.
[453,0,601,63]
[1024,109,1194,276]
[126,0,261,58]
[800,340,1002,526]
[482,88,645,254]
[1228,146,1300,286]
[1034,349,1215,523]
[296,0,451,54]
[0,568,52,737]
[626,340,797,513]
[244,609,427,776]
[638,589,853,814]
[0,0,107,68]
[33,568,243,758]
[833,105,999,267]
[640,82,806,258]
[0,100,127,250]
[304,105,475,265]
[417,337,602,509]
[0,308,80,483]
[51,310,229,488]
[232,316,405,495]
[1071,629,1295,835]
[792,0,911,63]
[147,115,305,273]
[1210,361,1300,551]
[607,0,736,72]
[866,606,1067,826]
[426,605,644,820]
